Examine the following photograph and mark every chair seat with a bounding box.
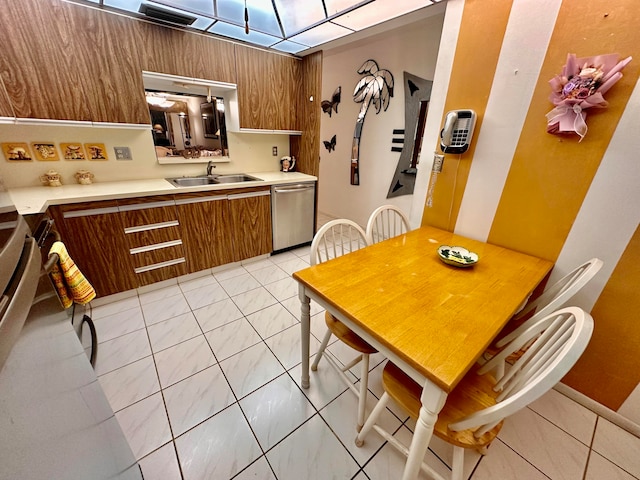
[325,312,378,354]
[383,361,503,449]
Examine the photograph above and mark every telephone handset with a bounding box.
[440,109,476,154]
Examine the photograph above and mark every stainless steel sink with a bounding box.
[214,174,262,183]
[166,174,262,187]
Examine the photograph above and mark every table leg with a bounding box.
[401,381,447,480]
[299,284,311,389]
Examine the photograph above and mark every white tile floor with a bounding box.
[87,236,640,480]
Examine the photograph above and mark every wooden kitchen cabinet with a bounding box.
[139,22,237,85]
[235,45,301,131]
[0,0,93,121]
[228,188,273,261]
[118,196,187,287]
[48,201,138,297]
[175,192,235,273]
[65,4,150,124]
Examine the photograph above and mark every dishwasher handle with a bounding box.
[273,184,315,193]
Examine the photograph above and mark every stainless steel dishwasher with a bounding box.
[271,182,316,252]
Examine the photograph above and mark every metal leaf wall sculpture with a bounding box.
[386,72,433,198]
[351,59,394,185]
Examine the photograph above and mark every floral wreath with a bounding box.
[546,53,632,141]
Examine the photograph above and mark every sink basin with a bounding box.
[214,174,262,183]
[167,176,219,187]
[166,174,262,187]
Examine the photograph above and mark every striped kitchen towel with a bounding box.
[48,241,96,309]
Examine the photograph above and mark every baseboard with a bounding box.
[555,383,640,438]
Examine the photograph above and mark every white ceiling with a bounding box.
[76,0,445,55]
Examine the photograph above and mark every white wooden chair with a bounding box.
[355,306,594,480]
[310,219,377,429]
[365,205,411,245]
[483,258,602,377]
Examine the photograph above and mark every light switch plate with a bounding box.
[272,146,277,156]
[114,146,132,160]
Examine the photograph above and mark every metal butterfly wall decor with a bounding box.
[323,134,336,153]
[321,87,341,117]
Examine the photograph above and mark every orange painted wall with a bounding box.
[421,0,513,231]
[563,226,640,409]
[487,1,640,260]
[421,0,640,412]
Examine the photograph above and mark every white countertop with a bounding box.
[9,171,316,215]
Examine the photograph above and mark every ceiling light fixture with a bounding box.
[145,94,175,108]
[244,0,249,34]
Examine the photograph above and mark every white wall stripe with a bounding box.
[454,0,562,240]
[548,75,640,312]
[409,0,464,228]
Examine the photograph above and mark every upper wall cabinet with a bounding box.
[0,0,94,122]
[64,4,150,124]
[0,0,149,124]
[139,23,236,85]
[235,46,301,132]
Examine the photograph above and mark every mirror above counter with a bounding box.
[142,71,239,165]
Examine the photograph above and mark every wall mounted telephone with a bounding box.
[440,109,476,154]
[427,109,477,208]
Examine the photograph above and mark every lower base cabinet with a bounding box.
[49,186,272,298]
[175,192,234,273]
[229,190,272,261]
[49,201,138,297]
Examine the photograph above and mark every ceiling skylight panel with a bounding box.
[208,21,281,47]
[332,0,434,30]
[211,0,281,37]
[288,21,353,47]
[274,0,326,37]
[323,0,372,16]
[270,40,309,54]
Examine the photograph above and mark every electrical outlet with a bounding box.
[114,146,132,160]
[272,146,278,156]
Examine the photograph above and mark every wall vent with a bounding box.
[138,4,196,26]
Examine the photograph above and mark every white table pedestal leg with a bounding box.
[299,284,311,389]
[401,381,447,480]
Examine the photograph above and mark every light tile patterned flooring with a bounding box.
[89,232,640,480]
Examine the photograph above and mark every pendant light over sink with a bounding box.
[244,0,250,34]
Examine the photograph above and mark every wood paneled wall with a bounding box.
[291,52,323,177]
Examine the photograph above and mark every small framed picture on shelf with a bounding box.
[2,142,33,161]
[85,143,108,160]
[32,142,60,161]
[61,143,87,160]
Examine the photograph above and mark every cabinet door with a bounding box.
[0,0,93,121]
[175,193,234,273]
[235,45,301,131]
[228,189,272,261]
[118,196,187,286]
[48,202,137,297]
[66,4,150,124]
[140,22,236,84]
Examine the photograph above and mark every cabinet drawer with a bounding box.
[135,261,187,286]
[119,197,178,228]
[124,224,182,249]
[130,243,185,269]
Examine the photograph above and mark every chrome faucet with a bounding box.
[206,160,215,176]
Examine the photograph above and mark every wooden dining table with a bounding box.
[293,225,553,480]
